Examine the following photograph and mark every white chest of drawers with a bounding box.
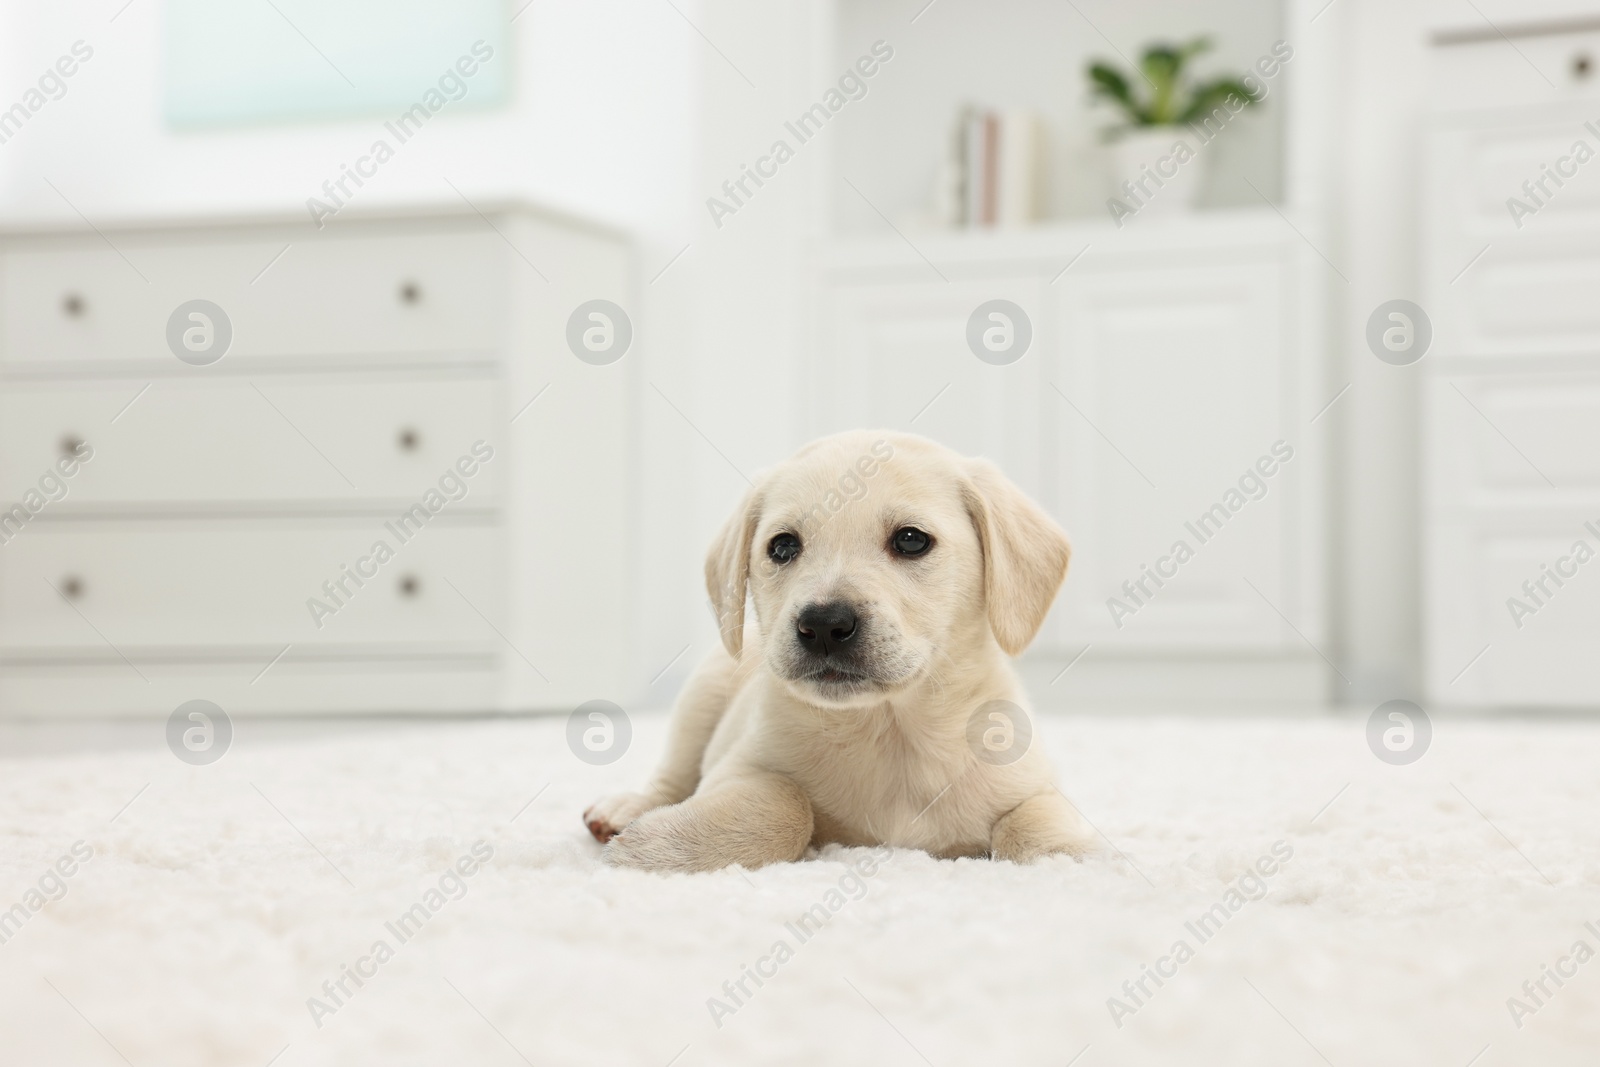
[1423,25,1600,707]
[0,205,634,715]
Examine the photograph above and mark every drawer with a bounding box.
[1425,110,1600,357]
[0,229,506,365]
[1426,373,1600,509]
[0,377,502,505]
[0,524,505,649]
[1430,27,1600,113]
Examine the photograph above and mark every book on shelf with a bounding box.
[945,105,1039,229]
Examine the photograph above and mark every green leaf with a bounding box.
[1088,36,1247,129]
[1176,78,1262,125]
[1088,62,1148,124]
[1139,47,1181,123]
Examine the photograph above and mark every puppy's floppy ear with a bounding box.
[705,486,763,658]
[961,459,1071,655]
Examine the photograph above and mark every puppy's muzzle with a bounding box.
[795,601,860,660]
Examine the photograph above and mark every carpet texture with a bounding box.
[0,711,1596,1066]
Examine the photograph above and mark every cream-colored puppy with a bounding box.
[585,430,1093,872]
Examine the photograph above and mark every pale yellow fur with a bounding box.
[585,431,1095,871]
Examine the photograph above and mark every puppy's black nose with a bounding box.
[796,602,858,657]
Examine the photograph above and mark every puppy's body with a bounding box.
[587,431,1093,871]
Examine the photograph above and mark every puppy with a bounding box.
[585,430,1094,871]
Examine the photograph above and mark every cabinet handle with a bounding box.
[59,575,84,600]
[1575,52,1593,80]
[398,574,420,598]
[60,434,85,458]
[399,280,422,305]
[61,293,86,318]
[397,427,420,452]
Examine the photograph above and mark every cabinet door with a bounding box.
[1424,372,1600,705]
[1053,255,1304,649]
[814,276,1048,501]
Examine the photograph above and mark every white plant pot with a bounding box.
[1106,128,1206,218]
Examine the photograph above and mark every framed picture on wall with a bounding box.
[162,0,511,127]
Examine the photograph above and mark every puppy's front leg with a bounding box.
[605,772,812,873]
[584,647,739,843]
[990,790,1097,863]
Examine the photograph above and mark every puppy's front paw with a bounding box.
[582,791,659,844]
[990,791,1100,863]
[602,807,700,872]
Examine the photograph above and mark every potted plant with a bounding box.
[1088,39,1261,215]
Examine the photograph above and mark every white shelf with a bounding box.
[816,206,1293,276]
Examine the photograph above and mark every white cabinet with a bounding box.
[1055,254,1302,648]
[813,213,1324,680]
[1423,27,1600,707]
[0,206,634,715]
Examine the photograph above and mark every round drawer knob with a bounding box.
[398,281,422,305]
[61,293,86,318]
[397,427,420,452]
[398,574,420,597]
[60,575,84,600]
[1575,52,1593,80]
[60,434,85,458]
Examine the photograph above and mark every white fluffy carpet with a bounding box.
[1,710,1598,1067]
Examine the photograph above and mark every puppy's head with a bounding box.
[706,431,1071,709]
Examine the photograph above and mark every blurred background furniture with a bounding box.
[0,206,633,713]
[785,0,1335,704]
[1423,18,1600,706]
[2,0,1597,714]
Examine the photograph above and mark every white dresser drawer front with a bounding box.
[0,377,502,506]
[0,524,505,648]
[1,230,506,365]
[1431,29,1600,113]
[1426,113,1600,357]
[1427,374,1600,507]
[1443,121,1600,229]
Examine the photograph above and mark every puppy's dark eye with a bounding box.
[891,527,931,557]
[768,533,802,564]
